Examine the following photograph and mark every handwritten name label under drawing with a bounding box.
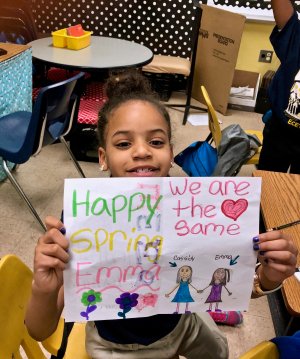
[63,177,261,322]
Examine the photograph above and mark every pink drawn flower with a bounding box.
[136,293,158,311]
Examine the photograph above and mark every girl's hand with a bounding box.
[32,216,69,294]
[253,230,298,288]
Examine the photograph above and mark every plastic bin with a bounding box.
[52,29,68,48]
[52,29,93,50]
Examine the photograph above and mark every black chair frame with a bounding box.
[166,0,207,125]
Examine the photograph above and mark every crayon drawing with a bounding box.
[165,265,200,314]
[63,177,261,322]
[200,268,232,312]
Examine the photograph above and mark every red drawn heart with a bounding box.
[221,199,248,221]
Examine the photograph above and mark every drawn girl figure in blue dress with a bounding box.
[165,265,200,314]
[199,268,232,312]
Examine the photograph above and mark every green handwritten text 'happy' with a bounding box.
[72,190,162,224]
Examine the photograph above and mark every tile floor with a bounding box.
[0,93,276,358]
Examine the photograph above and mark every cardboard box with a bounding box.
[228,70,261,112]
[192,5,246,115]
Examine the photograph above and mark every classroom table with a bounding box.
[28,36,153,71]
[253,170,300,332]
[0,42,32,115]
[0,42,32,181]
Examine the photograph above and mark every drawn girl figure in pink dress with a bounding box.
[199,268,232,312]
[165,265,200,314]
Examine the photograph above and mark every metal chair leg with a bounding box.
[2,160,46,231]
[283,316,295,336]
[166,2,205,126]
[59,136,86,178]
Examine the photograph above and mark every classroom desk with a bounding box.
[0,42,32,181]
[0,42,32,116]
[253,170,300,324]
[28,36,153,71]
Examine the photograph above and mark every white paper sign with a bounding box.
[63,177,261,322]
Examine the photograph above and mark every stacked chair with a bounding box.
[0,0,51,88]
[0,1,38,44]
[0,1,77,89]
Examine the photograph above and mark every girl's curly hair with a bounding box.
[97,70,171,148]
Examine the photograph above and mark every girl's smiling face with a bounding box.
[99,100,173,178]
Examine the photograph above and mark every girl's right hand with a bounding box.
[32,216,69,294]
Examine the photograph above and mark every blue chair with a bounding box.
[0,72,86,231]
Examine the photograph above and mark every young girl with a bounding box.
[25,70,298,359]
[165,265,200,314]
[200,268,232,312]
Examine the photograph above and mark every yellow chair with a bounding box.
[0,254,90,359]
[243,129,263,165]
[239,341,279,359]
[200,85,263,167]
[42,318,90,359]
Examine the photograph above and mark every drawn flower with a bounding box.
[115,292,139,319]
[81,289,102,306]
[80,289,102,320]
[136,293,158,311]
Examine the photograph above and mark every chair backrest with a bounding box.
[0,254,89,358]
[239,340,279,359]
[200,85,222,147]
[29,72,85,157]
[42,319,91,359]
[0,254,48,358]
[0,5,38,40]
[0,17,35,44]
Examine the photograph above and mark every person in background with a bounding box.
[258,0,300,173]
[25,71,297,359]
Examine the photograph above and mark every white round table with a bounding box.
[29,36,153,71]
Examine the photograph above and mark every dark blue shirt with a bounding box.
[94,314,181,345]
[268,11,300,129]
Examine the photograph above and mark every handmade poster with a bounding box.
[63,177,261,322]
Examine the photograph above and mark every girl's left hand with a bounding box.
[254,230,298,285]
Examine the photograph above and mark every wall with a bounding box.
[235,21,280,74]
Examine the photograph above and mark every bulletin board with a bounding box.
[207,0,300,22]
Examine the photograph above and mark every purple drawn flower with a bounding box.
[115,292,139,319]
[116,292,139,309]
